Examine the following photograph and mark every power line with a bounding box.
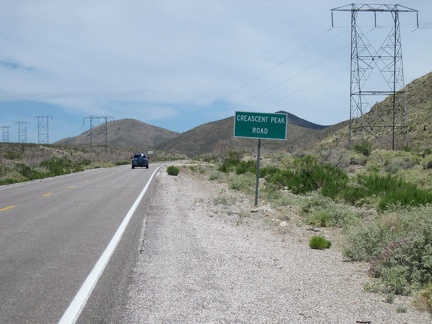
[170,27,337,127]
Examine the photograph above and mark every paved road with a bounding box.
[0,163,161,324]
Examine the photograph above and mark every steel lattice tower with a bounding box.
[83,115,113,152]
[16,122,29,143]
[331,4,418,149]
[1,126,11,142]
[34,116,53,144]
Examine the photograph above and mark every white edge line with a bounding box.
[58,165,163,324]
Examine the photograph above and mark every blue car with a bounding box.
[131,153,149,169]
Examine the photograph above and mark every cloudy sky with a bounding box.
[0,0,431,143]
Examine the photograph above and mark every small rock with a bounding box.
[279,221,289,227]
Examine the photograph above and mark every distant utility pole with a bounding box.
[16,122,29,143]
[83,115,114,152]
[34,116,53,144]
[331,4,418,150]
[1,126,11,142]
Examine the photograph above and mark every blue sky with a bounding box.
[0,0,431,143]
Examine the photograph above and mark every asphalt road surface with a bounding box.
[0,163,161,324]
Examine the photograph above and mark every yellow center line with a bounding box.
[68,186,77,189]
[43,192,53,197]
[0,205,15,212]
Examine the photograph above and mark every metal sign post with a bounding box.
[234,111,287,206]
[255,139,261,206]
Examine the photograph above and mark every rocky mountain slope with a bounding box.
[157,113,348,157]
[322,71,432,150]
[55,118,178,149]
[54,71,432,156]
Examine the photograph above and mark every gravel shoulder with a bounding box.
[122,165,431,323]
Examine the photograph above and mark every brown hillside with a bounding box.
[157,115,349,157]
[321,71,432,150]
[55,118,178,149]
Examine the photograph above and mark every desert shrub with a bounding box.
[0,178,19,185]
[235,160,256,175]
[353,141,372,156]
[167,165,180,176]
[218,151,243,173]
[115,160,130,166]
[228,173,255,193]
[267,155,348,198]
[79,159,92,166]
[3,150,22,160]
[309,235,332,249]
[301,192,363,228]
[368,233,432,295]
[40,156,73,176]
[344,205,432,295]
[341,173,403,204]
[423,157,432,170]
[262,168,293,188]
[14,163,45,180]
[307,210,334,227]
[413,282,432,314]
[341,173,432,211]
[209,171,225,181]
[384,156,416,173]
[0,166,10,177]
[259,165,280,178]
[378,186,432,212]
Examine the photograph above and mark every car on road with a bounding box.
[131,153,149,169]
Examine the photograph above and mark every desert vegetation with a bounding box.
[2,140,432,314]
[0,143,189,186]
[197,145,432,314]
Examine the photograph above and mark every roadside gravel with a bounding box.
[122,165,431,323]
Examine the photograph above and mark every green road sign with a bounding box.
[234,111,287,140]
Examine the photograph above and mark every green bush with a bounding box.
[40,156,72,176]
[235,160,256,175]
[309,235,332,250]
[342,173,402,204]
[218,151,243,173]
[15,163,45,180]
[0,178,19,186]
[301,193,363,228]
[378,186,432,212]
[307,210,334,227]
[0,166,10,177]
[341,173,432,211]
[167,165,180,176]
[228,173,255,193]
[344,205,432,295]
[262,156,348,198]
[353,141,372,156]
[414,282,432,314]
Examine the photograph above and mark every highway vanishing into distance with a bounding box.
[0,163,162,323]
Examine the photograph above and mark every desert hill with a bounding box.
[54,71,432,156]
[321,71,432,150]
[55,118,179,149]
[157,112,348,157]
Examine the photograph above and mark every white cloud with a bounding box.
[0,0,431,139]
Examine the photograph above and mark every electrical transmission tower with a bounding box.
[83,115,114,152]
[331,4,418,149]
[16,122,29,143]
[1,126,11,142]
[34,116,53,144]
